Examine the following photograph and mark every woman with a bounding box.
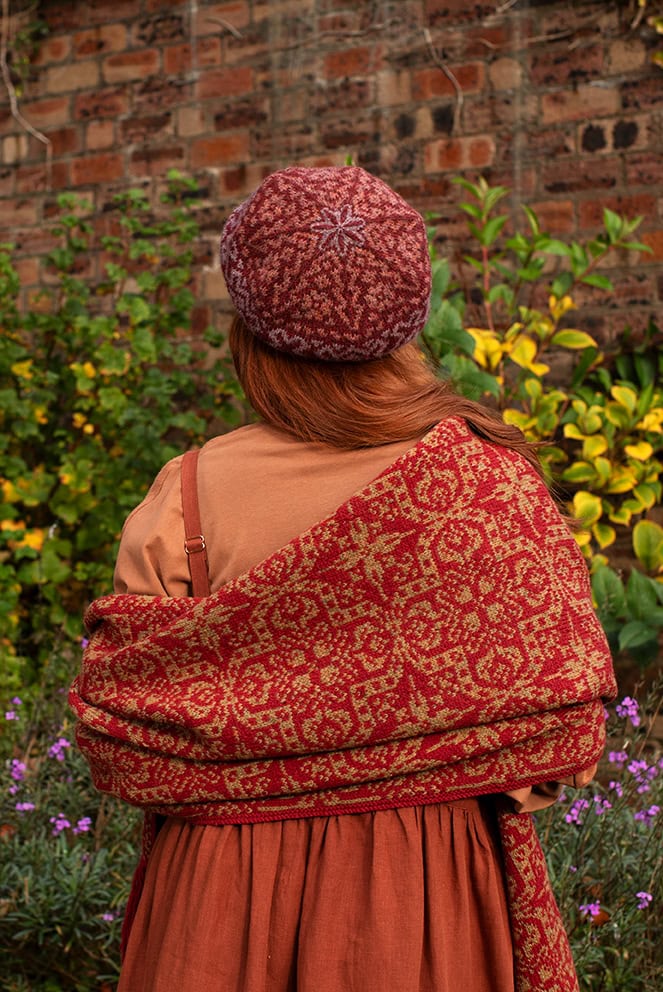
[70,166,616,992]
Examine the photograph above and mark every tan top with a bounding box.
[114,422,594,810]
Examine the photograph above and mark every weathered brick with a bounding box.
[222,19,271,65]
[488,57,522,91]
[541,86,620,125]
[253,121,316,157]
[86,120,116,151]
[190,133,249,168]
[310,78,372,115]
[320,117,375,151]
[424,135,495,172]
[146,0,186,9]
[135,78,192,111]
[542,158,621,195]
[578,194,657,229]
[176,106,207,137]
[33,35,71,65]
[412,62,484,101]
[376,70,412,107]
[579,116,648,155]
[46,60,100,94]
[71,153,124,186]
[15,256,40,285]
[103,49,161,83]
[75,88,129,120]
[196,66,253,100]
[0,198,38,225]
[194,2,250,35]
[121,113,173,143]
[620,76,663,111]
[42,126,80,158]
[0,166,14,196]
[607,38,647,75]
[214,98,269,131]
[1,133,27,163]
[15,161,70,193]
[219,162,272,197]
[324,46,382,79]
[462,92,538,132]
[635,230,663,262]
[425,0,496,24]
[74,24,128,57]
[134,14,186,45]
[626,153,663,188]
[163,38,222,74]
[202,269,230,300]
[529,45,604,87]
[528,199,576,234]
[130,144,186,177]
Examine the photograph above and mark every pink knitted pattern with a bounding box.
[220,166,431,361]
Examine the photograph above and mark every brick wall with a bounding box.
[1,0,661,339]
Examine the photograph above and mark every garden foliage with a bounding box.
[422,177,663,667]
[1,175,662,989]
[0,173,239,696]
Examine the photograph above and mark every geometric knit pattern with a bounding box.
[70,418,616,991]
[219,166,432,361]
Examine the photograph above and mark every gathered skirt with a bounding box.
[118,798,515,992]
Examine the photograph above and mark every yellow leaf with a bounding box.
[563,423,586,440]
[611,385,637,414]
[1,480,19,503]
[573,529,592,548]
[604,466,638,494]
[72,413,87,429]
[572,490,603,526]
[551,329,598,349]
[582,435,608,459]
[10,360,33,380]
[624,441,654,461]
[591,522,616,550]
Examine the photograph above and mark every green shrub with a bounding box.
[0,173,241,697]
[423,177,663,667]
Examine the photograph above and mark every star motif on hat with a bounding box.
[310,204,366,256]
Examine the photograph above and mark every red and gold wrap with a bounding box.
[70,418,616,991]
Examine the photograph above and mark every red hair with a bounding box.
[228,316,543,476]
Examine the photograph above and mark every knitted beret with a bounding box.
[219,166,431,362]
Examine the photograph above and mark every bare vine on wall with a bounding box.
[0,0,51,166]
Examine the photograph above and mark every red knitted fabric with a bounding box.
[219,166,431,361]
[70,419,616,990]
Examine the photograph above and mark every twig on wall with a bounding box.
[205,16,243,40]
[0,0,51,171]
[423,27,463,134]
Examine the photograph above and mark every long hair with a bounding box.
[228,316,543,477]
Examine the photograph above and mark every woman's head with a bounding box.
[220,166,431,363]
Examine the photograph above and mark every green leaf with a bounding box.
[633,520,663,572]
[591,565,626,619]
[480,215,508,246]
[625,567,658,621]
[431,258,451,299]
[551,330,598,350]
[561,462,596,483]
[521,204,540,236]
[580,273,613,291]
[618,620,659,651]
[603,207,623,244]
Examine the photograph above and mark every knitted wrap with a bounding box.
[219,166,431,361]
[70,418,616,991]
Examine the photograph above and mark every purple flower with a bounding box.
[628,759,659,794]
[608,780,623,798]
[15,801,35,813]
[10,696,22,706]
[8,784,19,796]
[579,901,601,918]
[593,795,612,816]
[634,804,660,827]
[9,759,26,781]
[49,812,71,836]
[616,696,640,728]
[565,798,590,825]
[608,750,628,768]
[73,816,93,835]
[81,637,89,650]
[636,891,652,910]
[568,865,578,873]
[102,911,116,922]
[48,737,71,761]
[4,711,17,721]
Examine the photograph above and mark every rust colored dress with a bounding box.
[114,424,572,992]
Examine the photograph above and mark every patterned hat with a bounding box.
[219,166,431,361]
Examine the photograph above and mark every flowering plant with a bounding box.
[537,684,663,990]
